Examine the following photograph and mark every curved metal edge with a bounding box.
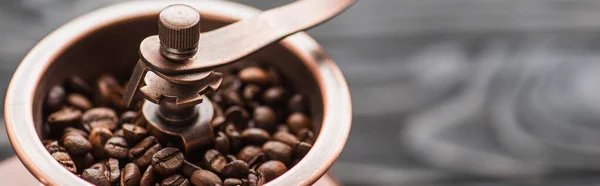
[5,1,352,185]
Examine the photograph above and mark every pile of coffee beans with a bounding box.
[41,63,315,186]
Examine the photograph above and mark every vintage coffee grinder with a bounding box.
[5,0,353,185]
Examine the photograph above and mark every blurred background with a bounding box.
[4,0,600,185]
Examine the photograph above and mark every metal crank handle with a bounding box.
[140,0,355,75]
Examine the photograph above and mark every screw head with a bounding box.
[158,4,201,61]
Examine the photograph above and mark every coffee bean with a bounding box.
[106,158,120,183]
[257,160,287,182]
[180,161,201,178]
[122,124,148,144]
[243,84,261,101]
[52,152,77,174]
[248,170,264,186]
[72,153,94,174]
[222,160,249,179]
[45,140,66,154]
[297,128,315,144]
[66,76,93,97]
[88,127,113,158]
[152,147,184,176]
[95,74,126,109]
[82,107,118,131]
[241,128,270,145]
[265,67,281,86]
[215,132,230,155]
[226,154,239,162]
[239,67,269,86]
[221,75,242,91]
[272,131,299,147]
[262,87,285,106]
[120,111,138,124]
[224,106,250,127]
[62,132,92,155]
[210,116,226,132]
[190,170,223,186]
[203,149,227,174]
[82,168,110,186]
[225,124,242,152]
[294,142,312,159]
[262,141,292,164]
[104,137,129,159]
[237,146,262,163]
[129,136,162,167]
[64,127,88,138]
[222,90,244,107]
[286,112,310,134]
[48,107,82,128]
[288,94,306,113]
[224,178,244,186]
[114,129,124,137]
[161,174,190,186]
[46,85,66,112]
[248,153,267,170]
[90,162,107,172]
[277,125,290,133]
[121,163,141,186]
[253,106,276,131]
[140,165,157,186]
[66,93,93,111]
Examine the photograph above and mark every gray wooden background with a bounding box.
[5,0,600,185]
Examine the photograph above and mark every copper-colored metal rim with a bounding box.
[4,1,352,185]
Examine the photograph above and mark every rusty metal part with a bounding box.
[143,99,214,153]
[5,1,352,186]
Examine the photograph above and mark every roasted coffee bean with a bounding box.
[225,124,243,152]
[203,149,227,174]
[95,74,126,109]
[72,153,94,173]
[82,168,110,186]
[215,131,230,155]
[253,106,276,131]
[297,128,315,144]
[210,116,226,131]
[224,106,250,127]
[221,75,242,91]
[239,67,269,86]
[226,154,239,162]
[121,163,142,186]
[64,127,88,137]
[272,131,299,147]
[129,136,162,167]
[90,162,108,172]
[241,128,270,145]
[152,147,184,176]
[120,111,138,124]
[114,129,124,137]
[66,93,93,111]
[46,85,66,112]
[82,107,118,131]
[104,137,129,159]
[66,76,94,96]
[248,170,263,186]
[248,153,267,169]
[190,170,223,186]
[140,165,157,186]
[262,87,285,106]
[224,178,244,186]
[294,142,312,159]
[222,90,244,107]
[106,158,120,183]
[52,152,77,173]
[265,67,281,86]
[243,84,261,101]
[88,127,113,158]
[62,132,92,155]
[122,124,148,144]
[262,141,292,164]
[276,125,290,133]
[45,140,66,154]
[48,107,82,128]
[222,160,249,179]
[257,160,287,182]
[237,146,262,163]
[180,161,201,177]
[286,112,310,134]
[161,174,190,186]
[288,94,306,113]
